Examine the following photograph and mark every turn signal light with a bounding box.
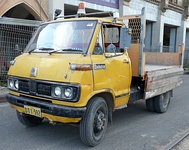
[70,64,92,71]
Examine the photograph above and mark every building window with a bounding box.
[145,22,153,52]
[163,26,177,52]
[169,0,178,4]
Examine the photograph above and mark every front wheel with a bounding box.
[16,111,43,127]
[80,97,108,147]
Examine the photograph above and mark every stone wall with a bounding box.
[0,0,49,21]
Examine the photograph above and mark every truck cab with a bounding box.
[7,14,132,146]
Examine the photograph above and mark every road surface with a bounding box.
[0,74,189,150]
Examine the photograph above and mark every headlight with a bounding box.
[54,86,62,96]
[51,84,80,102]
[14,80,19,90]
[9,79,14,88]
[64,88,73,98]
[8,78,19,91]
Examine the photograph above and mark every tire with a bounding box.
[154,91,171,113]
[16,111,43,127]
[80,97,108,147]
[146,98,155,112]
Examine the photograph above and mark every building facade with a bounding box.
[0,0,189,84]
[123,0,189,66]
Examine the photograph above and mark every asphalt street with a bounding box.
[0,74,189,150]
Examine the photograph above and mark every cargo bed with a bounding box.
[145,64,178,72]
[128,44,184,100]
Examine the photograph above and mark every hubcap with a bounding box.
[94,110,106,134]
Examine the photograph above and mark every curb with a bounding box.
[0,92,8,103]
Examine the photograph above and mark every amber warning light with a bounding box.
[77,2,86,15]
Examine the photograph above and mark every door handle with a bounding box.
[123,59,129,63]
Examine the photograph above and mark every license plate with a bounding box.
[24,105,41,117]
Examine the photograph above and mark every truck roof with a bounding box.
[44,17,123,26]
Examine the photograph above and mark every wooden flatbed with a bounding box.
[145,65,179,72]
[128,44,184,100]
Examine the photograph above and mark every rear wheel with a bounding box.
[154,91,171,113]
[80,97,108,147]
[146,98,155,112]
[16,111,43,127]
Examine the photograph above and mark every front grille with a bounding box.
[19,80,29,92]
[30,80,36,94]
[37,83,51,96]
[19,79,51,97]
[8,77,80,102]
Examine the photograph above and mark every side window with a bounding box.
[93,28,103,55]
[105,28,119,43]
[104,27,120,53]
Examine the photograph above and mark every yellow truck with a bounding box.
[6,6,184,146]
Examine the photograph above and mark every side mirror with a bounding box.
[54,9,62,20]
[119,27,132,50]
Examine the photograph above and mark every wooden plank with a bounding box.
[144,67,184,99]
[127,44,145,77]
[146,75,183,91]
[146,67,183,82]
[178,44,184,67]
[145,80,183,99]
[117,14,141,21]
[145,65,179,72]
[145,52,181,66]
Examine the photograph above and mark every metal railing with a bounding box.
[0,17,41,86]
[128,18,141,44]
[145,0,160,4]
[144,46,160,52]
[169,0,178,4]
[162,45,177,53]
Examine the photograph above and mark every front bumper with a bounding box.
[7,94,86,118]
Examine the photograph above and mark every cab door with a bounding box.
[91,25,132,108]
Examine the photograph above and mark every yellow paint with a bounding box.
[9,90,20,96]
[91,52,131,107]
[7,18,132,124]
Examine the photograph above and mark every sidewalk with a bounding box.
[0,86,8,103]
[184,70,189,74]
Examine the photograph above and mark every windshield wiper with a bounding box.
[49,48,83,55]
[39,47,54,51]
[28,48,36,54]
[28,47,54,54]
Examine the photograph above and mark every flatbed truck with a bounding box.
[6,5,184,146]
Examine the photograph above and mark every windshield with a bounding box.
[25,20,97,53]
